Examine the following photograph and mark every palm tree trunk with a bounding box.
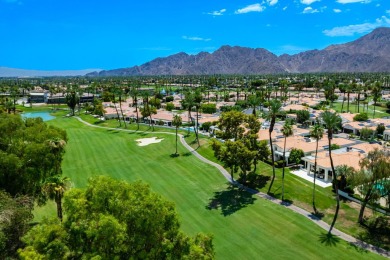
[347,92,350,112]
[195,107,200,147]
[358,188,373,224]
[135,104,139,130]
[341,92,345,112]
[328,137,340,235]
[187,109,192,135]
[357,93,360,113]
[312,140,319,214]
[119,95,127,129]
[268,127,276,194]
[56,196,63,222]
[175,127,178,155]
[112,94,122,127]
[282,136,287,201]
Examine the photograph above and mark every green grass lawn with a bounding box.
[330,100,390,118]
[33,114,386,259]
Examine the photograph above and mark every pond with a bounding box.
[22,111,55,121]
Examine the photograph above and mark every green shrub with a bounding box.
[330,144,341,150]
[289,148,304,165]
[360,127,374,140]
[201,103,217,114]
[165,96,174,102]
[296,110,310,124]
[166,102,174,111]
[353,112,368,121]
[200,122,212,131]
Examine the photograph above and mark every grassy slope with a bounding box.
[35,115,384,259]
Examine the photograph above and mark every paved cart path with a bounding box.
[75,117,389,258]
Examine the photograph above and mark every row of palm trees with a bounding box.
[265,98,342,234]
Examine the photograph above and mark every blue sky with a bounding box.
[1,0,389,70]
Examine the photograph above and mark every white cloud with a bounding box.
[182,36,211,42]
[274,45,309,55]
[336,0,371,4]
[300,0,320,5]
[207,9,226,16]
[333,8,342,13]
[303,7,319,13]
[267,0,278,6]
[386,10,390,14]
[323,15,390,36]
[235,3,266,14]
[283,6,288,11]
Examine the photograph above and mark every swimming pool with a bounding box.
[22,111,55,121]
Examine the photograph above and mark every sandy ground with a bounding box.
[136,137,164,146]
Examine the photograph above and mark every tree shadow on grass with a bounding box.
[240,173,270,190]
[107,130,120,134]
[347,242,369,254]
[93,120,106,125]
[206,185,257,216]
[357,216,390,252]
[318,233,340,247]
[182,152,192,157]
[170,153,180,158]
[311,211,325,220]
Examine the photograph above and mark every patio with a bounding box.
[290,169,333,188]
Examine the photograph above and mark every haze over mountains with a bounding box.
[0,67,102,78]
[89,27,390,76]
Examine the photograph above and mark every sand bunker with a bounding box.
[136,137,164,146]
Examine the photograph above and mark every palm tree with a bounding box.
[310,122,324,214]
[248,94,261,116]
[193,89,203,147]
[42,176,71,222]
[130,84,140,130]
[338,83,347,112]
[172,114,182,155]
[371,82,381,118]
[321,111,342,234]
[183,91,195,136]
[346,83,352,113]
[266,99,283,194]
[281,121,293,201]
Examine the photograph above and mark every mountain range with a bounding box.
[89,27,390,76]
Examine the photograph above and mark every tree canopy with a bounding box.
[0,113,67,200]
[19,176,214,259]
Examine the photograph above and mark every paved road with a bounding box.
[75,117,389,258]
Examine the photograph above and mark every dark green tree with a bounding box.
[65,91,79,116]
[0,191,33,259]
[217,110,246,140]
[19,176,215,259]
